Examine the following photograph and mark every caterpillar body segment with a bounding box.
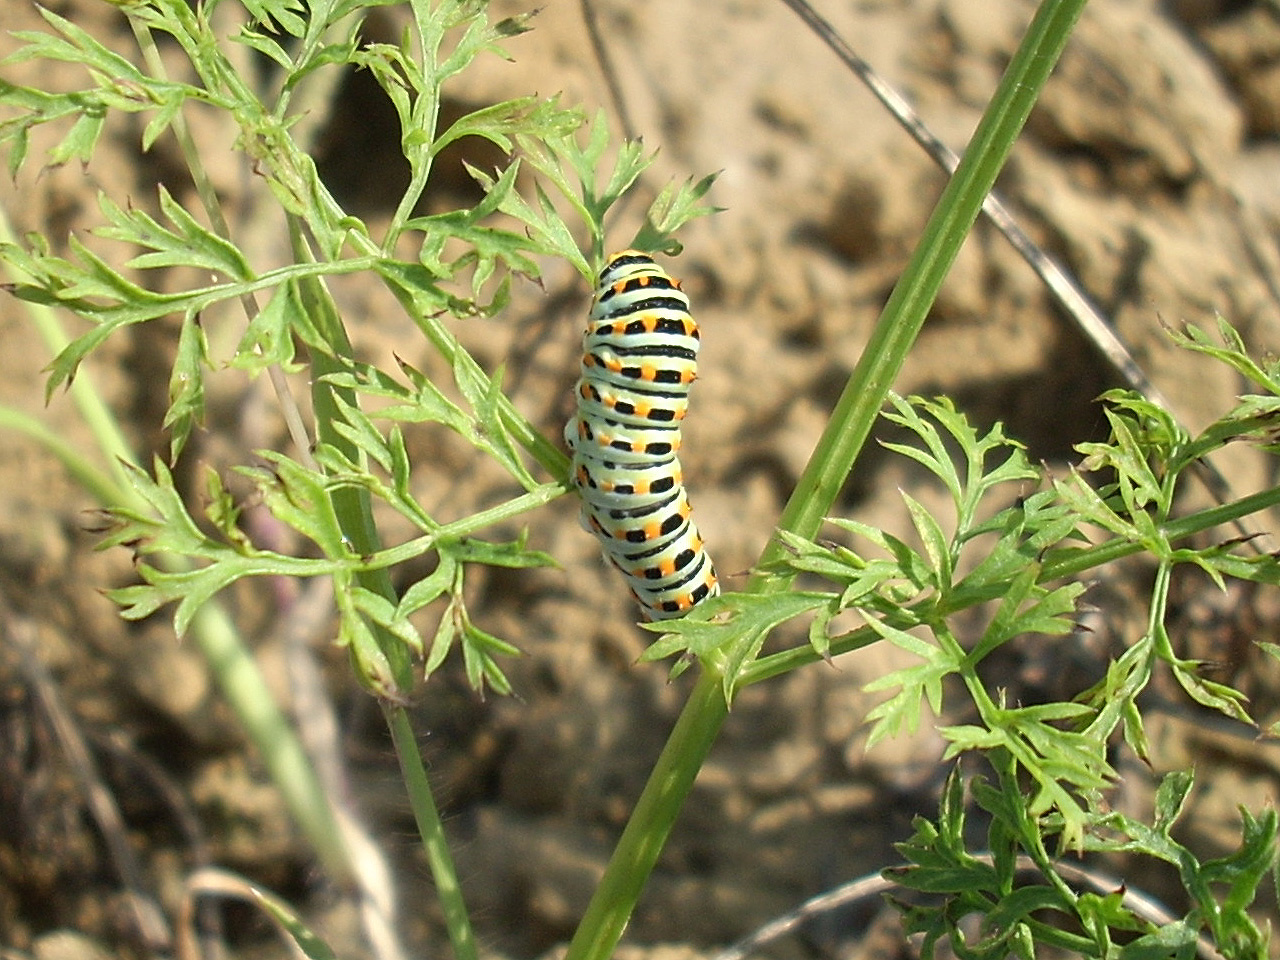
[565,250,721,621]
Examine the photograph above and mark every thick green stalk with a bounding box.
[563,668,728,960]
[756,0,1090,575]
[564,4,1089,960]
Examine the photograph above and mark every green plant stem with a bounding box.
[563,667,729,960]
[359,482,563,569]
[385,702,479,960]
[756,0,1089,579]
[564,7,1089,958]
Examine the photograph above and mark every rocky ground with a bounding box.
[2,0,1280,958]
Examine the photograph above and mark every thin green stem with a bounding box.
[358,482,565,570]
[129,18,229,243]
[742,481,1280,687]
[294,224,478,949]
[0,405,124,507]
[385,703,479,960]
[0,211,140,503]
[191,601,354,877]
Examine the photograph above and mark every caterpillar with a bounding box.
[564,250,720,621]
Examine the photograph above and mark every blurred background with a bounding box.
[2,1,1279,957]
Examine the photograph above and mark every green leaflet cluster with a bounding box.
[0,0,718,698]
